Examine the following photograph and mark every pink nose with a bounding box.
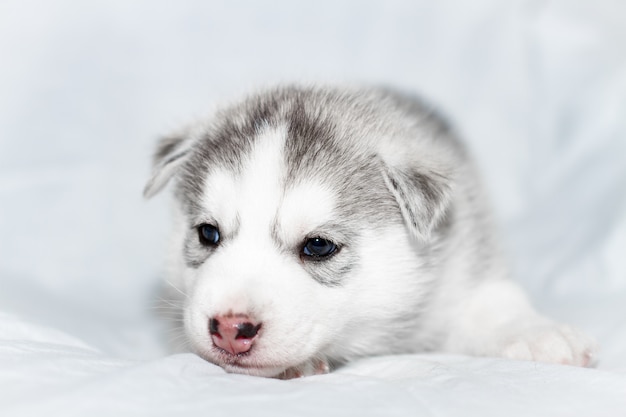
[209,315,262,355]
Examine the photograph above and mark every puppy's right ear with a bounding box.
[143,131,194,199]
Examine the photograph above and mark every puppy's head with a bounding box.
[145,86,458,377]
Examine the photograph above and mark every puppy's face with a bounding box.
[145,87,455,377]
[182,125,365,377]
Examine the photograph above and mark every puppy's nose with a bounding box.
[209,315,262,355]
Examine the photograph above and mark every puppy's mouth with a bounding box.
[198,345,290,377]
[211,346,253,366]
[217,358,289,378]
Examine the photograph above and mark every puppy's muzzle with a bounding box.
[209,315,262,355]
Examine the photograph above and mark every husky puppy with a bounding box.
[145,86,596,378]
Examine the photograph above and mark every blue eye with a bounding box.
[198,224,220,246]
[302,237,337,258]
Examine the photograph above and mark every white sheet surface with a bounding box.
[1,1,625,416]
[2,311,626,417]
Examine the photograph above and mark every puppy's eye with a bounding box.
[302,237,337,258]
[198,224,220,246]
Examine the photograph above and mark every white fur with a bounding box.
[278,181,337,247]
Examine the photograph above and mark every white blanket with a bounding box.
[1,1,625,416]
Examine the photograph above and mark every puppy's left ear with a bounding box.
[143,130,194,199]
[381,159,454,242]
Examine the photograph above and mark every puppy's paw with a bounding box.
[275,358,330,380]
[496,320,597,367]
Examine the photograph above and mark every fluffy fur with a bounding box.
[145,85,597,378]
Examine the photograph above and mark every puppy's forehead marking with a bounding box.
[238,125,287,232]
[201,124,287,236]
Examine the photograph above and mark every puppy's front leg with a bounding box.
[443,280,597,367]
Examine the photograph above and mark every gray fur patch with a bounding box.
[272,219,359,287]
[300,249,358,287]
[183,215,241,269]
[183,233,214,269]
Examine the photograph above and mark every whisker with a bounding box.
[153,297,184,308]
[162,320,186,329]
[165,279,189,299]
[157,315,183,320]
[169,334,191,352]
[149,307,184,314]
[148,304,183,310]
